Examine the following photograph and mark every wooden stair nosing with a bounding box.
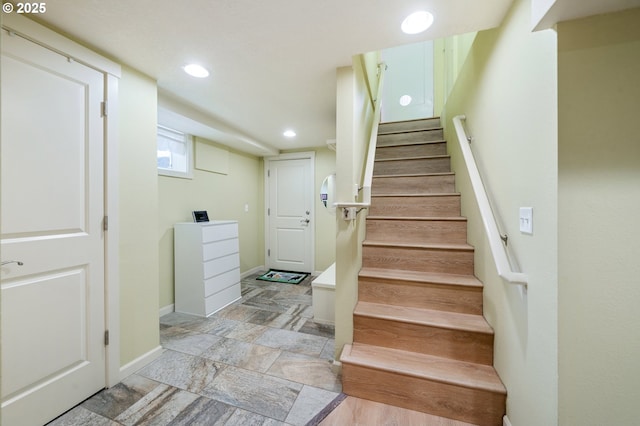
[379,116,441,126]
[374,154,450,163]
[341,343,506,395]
[358,267,483,289]
[376,139,446,148]
[354,301,493,335]
[362,240,474,252]
[378,127,444,136]
[372,172,454,179]
[370,193,460,200]
[366,215,466,222]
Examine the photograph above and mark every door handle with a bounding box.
[300,219,310,224]
[1,260,23,266]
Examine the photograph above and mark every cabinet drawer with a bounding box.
[205,283,241,316]
[202,238,239,261]
[204,267,240,297]
[201,223,238,243]
[203,254,240,279]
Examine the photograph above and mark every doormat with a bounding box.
[256,270,309,285]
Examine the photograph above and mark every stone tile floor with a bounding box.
[48,272,340,425]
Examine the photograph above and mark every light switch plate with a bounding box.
[519,207,533,234]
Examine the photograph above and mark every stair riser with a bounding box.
[369,195,461,217]
[375,142,447,159]
[377,129,444,146]
[371,174,455,195]
[342,364,505,426]
[366,219,467,244]
[362,245,474,275]
[378,118,441,133]
[374,157,450,176]
[358,277,483,314]
[354,316,494,364]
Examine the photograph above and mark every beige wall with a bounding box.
[118,66,161,365]
[334,55,380,356]
[558,9,640,425]
[158,138,264,308]
[442,0,558,424]
[311,147,337,272]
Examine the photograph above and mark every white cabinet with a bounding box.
[174,221,241,317]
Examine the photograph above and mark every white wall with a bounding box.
[442,0,558,424]
[118,66,161,365]
[557,8,640,425]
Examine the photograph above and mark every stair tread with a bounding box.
[377,140,446,147]
[366,216,466,222]
[371,193,460,198]
[359,267,483,288]
[355,301,493,334]
[378,127,444,136]
[373,172,454,178]
[363,241,474,251]
[342,343,506,394]
[374,154,450,162]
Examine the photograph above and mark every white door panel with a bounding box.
[1,31,106,426]
[267,157,314,273]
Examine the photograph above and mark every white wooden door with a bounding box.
[266,156,314,273]
[1,31,106,426]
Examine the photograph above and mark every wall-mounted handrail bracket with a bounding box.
[453,115,527,286]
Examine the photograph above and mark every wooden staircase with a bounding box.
[340,117,507,425]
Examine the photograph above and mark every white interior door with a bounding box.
[1,31,106,426]
[266,155,314,273]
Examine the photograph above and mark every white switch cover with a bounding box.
[519,207,533,234]
[244,203,249,212]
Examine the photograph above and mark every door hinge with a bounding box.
[268,249,271,257]
[267,169,270,177]
[267,208,270,216]
[103,215,108,231]
[104,330,110,346]
[101,101,108,117]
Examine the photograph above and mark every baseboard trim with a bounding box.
[119,345,163,381]
[159,304,174,317]
[503,415,513,426]
[241,265,264,278]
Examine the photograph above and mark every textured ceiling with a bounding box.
[22,1,640,155]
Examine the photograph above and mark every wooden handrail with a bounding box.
[335,63,387,215]
[453,115,527,285]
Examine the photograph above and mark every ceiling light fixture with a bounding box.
[401,11,434,34]
[183,64,210,78]
[283,130,296,138]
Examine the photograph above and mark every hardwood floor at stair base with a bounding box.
[353,316,494,364]
[362,243,474,275]
[342,363,505,426]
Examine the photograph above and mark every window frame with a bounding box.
[157,125,194,179]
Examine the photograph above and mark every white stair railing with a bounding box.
[453,115,527,286]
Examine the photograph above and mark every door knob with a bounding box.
[1,260,23,266]
[301,218,310,224]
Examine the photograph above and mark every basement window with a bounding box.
[157,125,193,179]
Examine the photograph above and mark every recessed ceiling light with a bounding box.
[401,11,434,34]
[399,95,412,106]
[283,130,296,138]
[183,64,210,78]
